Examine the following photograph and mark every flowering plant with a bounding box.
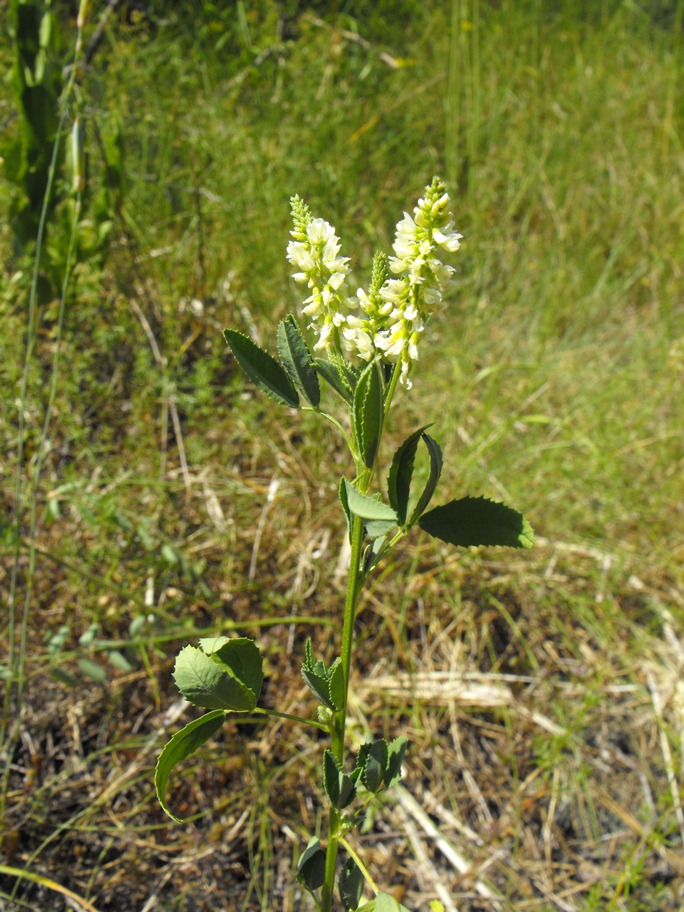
[156,178,533,911]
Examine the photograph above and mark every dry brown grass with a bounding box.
[4,531,684,910]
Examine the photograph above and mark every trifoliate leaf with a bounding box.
[418,496,535,549]
[224,328,299,408]
[301,639,344,710]
[155,710,225,822]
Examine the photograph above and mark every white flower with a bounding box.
[286,203,351,352]
[371,177,462,385]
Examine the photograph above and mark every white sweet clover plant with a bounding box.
[156,178,533,912]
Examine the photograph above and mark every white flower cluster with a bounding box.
[286,202,350,352]
[287,178,462,388]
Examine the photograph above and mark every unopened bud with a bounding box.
[72,118,85,193]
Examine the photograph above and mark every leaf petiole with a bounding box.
[253,706,330,732]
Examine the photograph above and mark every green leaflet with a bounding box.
[277,314,320,407]
[301,638,344,710]
[387,424,441,526]
[364,893,413,912]
[155,710,225,822]
[353,360,383,468]
[408,433,443,527]
[342,479,397,523]
[223,328,299,408]
[340,857,364,912]
[173,641,262,712]
[314,357,356,403]
[297,837,326,892]
[418,496,535,549]
[323,749,356,809]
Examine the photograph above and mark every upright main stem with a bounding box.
[320,474,368,912]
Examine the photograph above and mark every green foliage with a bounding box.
[173,637,263,711]
[277,313,321,406]
[155,710,226,822]
[223,328,300,408]
[419,496,535,549]
[296,836,327,892]
[6,0,62,248]
[340,857,364,912]
[301,638,345,711]
[353,360,384,468]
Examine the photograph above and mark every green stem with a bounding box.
[321,473,368,912]
[253,707,329,732]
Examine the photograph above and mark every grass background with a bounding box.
[1,0,684,909]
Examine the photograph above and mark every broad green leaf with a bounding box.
[353,360,383,468]
[340,857,364,912]
[342,480,397,523]
[277,314,320,406]
[223,328,299,408]
[173,645,257,711]
[387,426,431,525]
[155,710,225,822]
[210,638,264,703]
[419,497,535,549]
[297,837,326,892]
[408,433,443,526]
[314,358,355,403]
